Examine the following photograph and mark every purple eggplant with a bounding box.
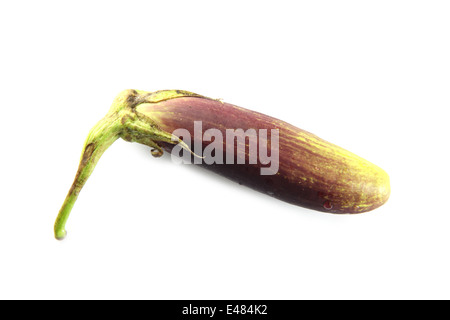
[54,89,390,239]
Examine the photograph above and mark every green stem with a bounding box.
[54,114,122,240]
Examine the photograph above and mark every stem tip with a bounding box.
[55,228,67,240]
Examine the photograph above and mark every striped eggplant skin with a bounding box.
[135,94,390,214]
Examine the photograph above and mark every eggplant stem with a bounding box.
[54,114,122,240]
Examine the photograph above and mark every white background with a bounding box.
[0,1,449,300]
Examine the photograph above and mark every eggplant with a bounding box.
[54,89,390,240]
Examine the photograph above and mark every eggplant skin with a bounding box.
[136,95,390,214]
